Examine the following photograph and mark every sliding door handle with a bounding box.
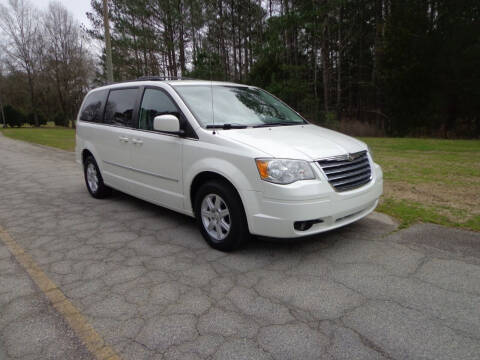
[132,138,143,145]
[118,136,129,142]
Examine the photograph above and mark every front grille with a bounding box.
[318,151,372,191]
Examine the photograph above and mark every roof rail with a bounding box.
[136,76,196,81]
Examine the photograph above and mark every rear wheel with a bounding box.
[83,155,111,198]
[194,180,249,251]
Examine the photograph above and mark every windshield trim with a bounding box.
[170,84,309,129]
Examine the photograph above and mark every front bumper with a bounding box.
[243,163,383,238]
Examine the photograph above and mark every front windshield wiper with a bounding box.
[206,123,248,129]
[252,121,303,128]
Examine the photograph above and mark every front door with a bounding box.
[129,88,184,211]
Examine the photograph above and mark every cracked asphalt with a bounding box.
[0,133,480,360]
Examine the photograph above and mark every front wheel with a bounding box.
[194,181,250,251]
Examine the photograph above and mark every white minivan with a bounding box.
[76,78,383,251]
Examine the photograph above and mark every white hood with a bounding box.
[217,124,367,160]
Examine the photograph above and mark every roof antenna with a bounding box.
[210,73,215,134]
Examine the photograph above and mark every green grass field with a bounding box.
[0,127,76,151]
[1,127,478,231]
[361,137,480,231]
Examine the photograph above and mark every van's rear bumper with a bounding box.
[243,163,383,238]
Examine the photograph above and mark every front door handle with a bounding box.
[119,136,129,143]
[132,138,143,145]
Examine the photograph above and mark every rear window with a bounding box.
[104,88,138,128]
[79,89,107,123]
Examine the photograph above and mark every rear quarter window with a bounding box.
[79,90,108,123]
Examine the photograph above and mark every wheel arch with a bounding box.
[190,171,241,213]
[81,148,94,165]
[184,156,258,217]
[80,143,103,173]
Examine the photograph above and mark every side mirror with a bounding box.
[153,114,184,135]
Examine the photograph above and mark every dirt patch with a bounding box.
[383,181,480,223]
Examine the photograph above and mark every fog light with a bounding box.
[294,219,324,231]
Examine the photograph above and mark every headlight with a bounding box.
[255,159,315,184]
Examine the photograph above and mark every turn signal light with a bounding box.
[255,159,269,180]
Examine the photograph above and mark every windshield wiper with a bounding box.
[206,123,248,129]
[253,121,303,128]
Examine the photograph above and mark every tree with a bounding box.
[102,0,114,83]
[0,0,95,127]
[0,0,43,126]
[43,1,93,126]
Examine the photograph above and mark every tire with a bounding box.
[83,155,111,199]
[194,180,250,251]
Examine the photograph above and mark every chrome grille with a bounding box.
[318,151,372,191]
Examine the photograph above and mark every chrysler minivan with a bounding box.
[76,78,383,251]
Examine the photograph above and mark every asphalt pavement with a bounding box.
[0,133,479,360]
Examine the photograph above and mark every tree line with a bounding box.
[1,0,479,137]
[0,0,93,128]
[86,0,479,137]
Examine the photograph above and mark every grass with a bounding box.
[0,126,75,151]
[1,127,478,231]
[362,137,480,232]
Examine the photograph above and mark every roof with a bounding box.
[167,79,248,87]
[89,78,249,93]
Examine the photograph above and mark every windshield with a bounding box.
[173,85,306,127]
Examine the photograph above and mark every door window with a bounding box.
[138,89,178,131]
[104,88,138,127]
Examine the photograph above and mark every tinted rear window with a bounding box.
[104,88,138,127]
[79,90,107,122]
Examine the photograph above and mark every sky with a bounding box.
[0,0,92,28]
[0,0,100,55]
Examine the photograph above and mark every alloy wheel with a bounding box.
[200,193,231,242]
[86,163,99,193]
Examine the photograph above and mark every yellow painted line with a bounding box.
[0,225,122,360]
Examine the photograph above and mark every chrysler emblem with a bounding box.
[347,152,361,161]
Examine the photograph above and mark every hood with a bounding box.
[217,124,366,160]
